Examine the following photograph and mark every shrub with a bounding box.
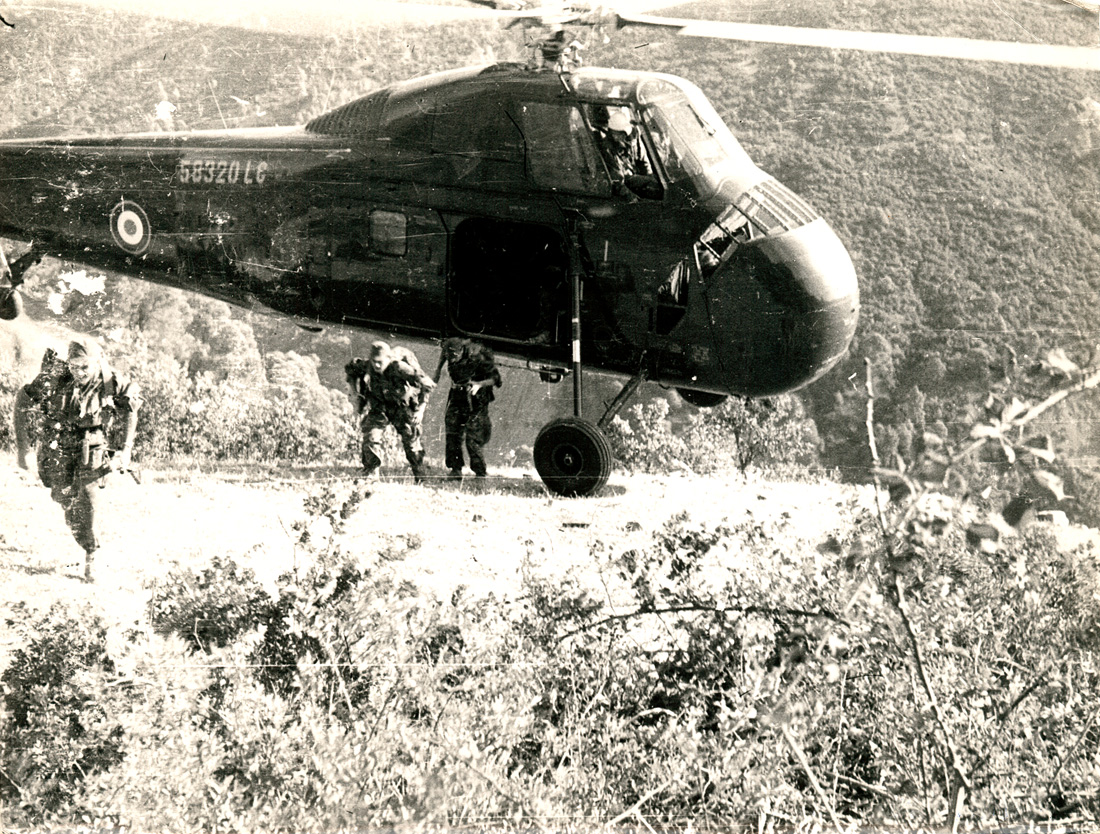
[608,393,821,475]
[690,395,821,473]
[0,604,129,820]
[606,397,690,473]
[0,364,19,453]
[148,553,273,654]
[106,330,359,465]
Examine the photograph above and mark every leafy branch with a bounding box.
[863,348,1100,831]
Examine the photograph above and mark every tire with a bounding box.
[534,417,613,497]
[0,288,22,321]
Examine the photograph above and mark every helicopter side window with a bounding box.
[517,102,609,196]
[695,208,752,278]
[370,210,407,257]
[433,96,523,161]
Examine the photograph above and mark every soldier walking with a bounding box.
[433,337,502,482]
[345,340,435,482]
[17,337,141,582]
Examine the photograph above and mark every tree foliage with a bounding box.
[608,394,820,475]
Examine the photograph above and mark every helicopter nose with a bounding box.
[708,218,859,396]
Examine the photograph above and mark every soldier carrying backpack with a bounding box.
[345,340,434,483]
[18,337,141,582]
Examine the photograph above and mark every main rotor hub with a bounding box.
[530,25,584,71]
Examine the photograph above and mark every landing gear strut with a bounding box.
[532,245,645,497]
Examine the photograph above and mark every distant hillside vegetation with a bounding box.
[2,0,1099,514]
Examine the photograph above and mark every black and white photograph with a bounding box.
[0,0,1098,830]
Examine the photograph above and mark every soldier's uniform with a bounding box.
[20,339,141,580]
[591,106,652,187]
[346,342,434,482]
[434,338,502,480]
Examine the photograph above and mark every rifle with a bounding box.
[94,449,142,485]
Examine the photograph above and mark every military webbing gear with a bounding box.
[347,344,432,480]
[22,346,141,555]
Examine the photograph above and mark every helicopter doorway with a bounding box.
[449,217,570,344]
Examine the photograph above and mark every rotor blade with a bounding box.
[13,0,513,32]
[1060,0,1099,13]
[619,14,1100,72]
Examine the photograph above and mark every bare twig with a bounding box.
[864,359,892,539]
[608,779,671,827]
[832,772,895,800]
[557,602,842,642]
[1052,702,1100,783]
[297,600,356,720]
[893,574,972,831]
[781,724,846,834]
[867,359,972,825]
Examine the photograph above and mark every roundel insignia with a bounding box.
[109,199,151,255]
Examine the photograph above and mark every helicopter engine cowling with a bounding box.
[707,217,859,397]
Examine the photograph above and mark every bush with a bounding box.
[608,394,821,475]
[148,554,273,653]
[126,341,360,464]
[606,397,690,473]
[690,395,822,473]
[0,604,130,820]
[12,358,1100,831]
[10,493,1100,831]
[0,364,19,453]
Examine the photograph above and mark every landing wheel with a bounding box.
[534,417,613,497]
[0,287,22,321]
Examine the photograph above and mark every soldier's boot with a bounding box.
[410,450,428,484]
[83,549,96,583]
[361,449,382,482]
[447,469,463,483]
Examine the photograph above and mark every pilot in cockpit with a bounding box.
[590,105,654,191]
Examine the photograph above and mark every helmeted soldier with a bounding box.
[433,337,502,482]
[19,337,141,581]
[345,340,435,482]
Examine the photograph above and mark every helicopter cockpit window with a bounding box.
[517,102,609,196]
[640,108,689,185]
[585,104,661,199]
[635,78,760,200]
[432,95,523,161]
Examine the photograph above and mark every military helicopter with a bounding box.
[0,1,1095,496]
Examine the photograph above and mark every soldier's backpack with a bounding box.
[386,346,434,410]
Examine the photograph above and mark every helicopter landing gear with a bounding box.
[534,417,613,497]
[0,243,40,320]
[532,258,646,498]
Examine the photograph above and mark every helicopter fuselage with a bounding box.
[0,63,858,399]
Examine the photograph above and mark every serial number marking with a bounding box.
[176,158,269,185]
